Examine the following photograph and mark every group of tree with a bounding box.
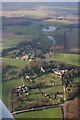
[62,68,80,86]
[2,64,15,80]
[17,59,78,78]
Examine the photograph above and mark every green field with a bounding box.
[16,107,62,118]
[40,86,63,94]
[2,79,23,109]
[34,73,62,85]
[2,58,29,109]
[53,53,79,66]
[3,23,39,49]
[3,58,29,71]
[2,19,73,49]
[73,77,80,83]
[2,22,53,49]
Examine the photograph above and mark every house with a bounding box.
[58,99,61,103]
[41,67,45,73]
[57,94,63,97]
[26,93,29,95]
[25,86,28,90]
[61,70,67,74]
[50,98,52,101]
[21,55,29,60]
[28,50,35,59]
[44,93,47,96]
[25,76,30,80]
[16,57,19,59]
[54,70,62,76]
[18,86,21,89]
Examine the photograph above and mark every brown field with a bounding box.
[2,9,49,18]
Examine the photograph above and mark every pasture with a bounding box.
[2,58,29,109]
[16,107,62,118]
[2,17,73,50]
[53,53,79,66]
[34,73,62,85]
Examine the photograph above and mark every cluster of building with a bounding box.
[15,85,29,97]
[21,50,35,61]
[41,92,63,103]
[52,69,67,76]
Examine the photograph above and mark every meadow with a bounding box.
[2,58,29,109]
[2,18,74,49]
[53,53,79,66]
[34,73,62,85]
[16,107,62,118]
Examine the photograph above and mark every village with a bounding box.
[10,60,78,115]
[4,43,78,115]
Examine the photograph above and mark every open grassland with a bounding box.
[3,58,29,71]
[2,79,23,109]
[2,23,40,49]
[34,73,62,85]
[2,58,29,108]
[16,107,62,118]
[2,21,54,49]
[40,86,63,94]
[53,53,79,66]
[2,18,73,49]
[73,77,80,83]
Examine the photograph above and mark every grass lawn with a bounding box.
[53,53,79,66]
[28,88,40,94]
[3,58,29,71]
[2,58,29,110]
[73,77,80,83]
[40,86,63,94]
[2,22,51,49]
[2,20,71,49]
[28,93,44,101]
[2,79,23,109]
[16,107,62,118]
[34,73,62,85]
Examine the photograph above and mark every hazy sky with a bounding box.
[2,0,79,2]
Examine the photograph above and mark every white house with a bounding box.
[41,67,45,73]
